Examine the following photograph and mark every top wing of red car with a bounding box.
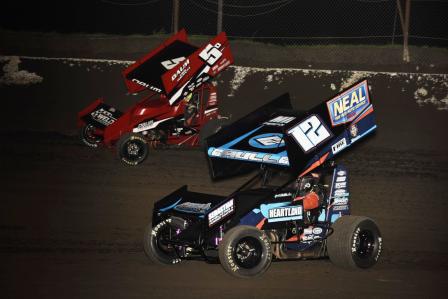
[123,29,234,105]
[205,80,377,179]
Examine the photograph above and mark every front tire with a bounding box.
[143,221,181,265]
[117,133,149,166]
[219,225,272,278]
[327,216,382,269]
[80,124,102,148]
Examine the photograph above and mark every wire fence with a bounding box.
[96,0,448,49]
[4,1,445,64]
[179,0,448,46]
[96,0,448,64]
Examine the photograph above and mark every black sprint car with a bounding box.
[143,80,382,278]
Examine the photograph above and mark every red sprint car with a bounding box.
[78,29,233,165]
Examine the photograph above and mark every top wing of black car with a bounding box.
[122,29,234,105]
[205,80,377,179]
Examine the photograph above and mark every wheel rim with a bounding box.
[354,229,375,259]
[83,125,100,144]
[123,139,145,161]
[153,225,177,258]
[233,236,263,269]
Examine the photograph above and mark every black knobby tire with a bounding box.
[80,124,102,148]
[199,119,224,147]
[218,225,272,278]
[117,133,149,166]
[143,221,181,265]
[327,216,382,269]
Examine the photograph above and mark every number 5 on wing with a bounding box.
[199,43,222,66]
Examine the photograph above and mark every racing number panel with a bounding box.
[126,40,199,93]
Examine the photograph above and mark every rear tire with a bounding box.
[80,124,101,148]
[117,133,149,166]
[219,225,272,278]
[143,221,181,265]
[327,216,382,269]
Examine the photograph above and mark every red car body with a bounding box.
[78,84,219,147]
[77,30,233,163]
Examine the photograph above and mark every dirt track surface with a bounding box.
[1,57,448,298]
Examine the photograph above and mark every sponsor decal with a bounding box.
[303,228,313,235]
[174,202,211,214]
[248,133,285,149]
[288,115,332,153]
[91,108,117,126]
[331,138,348,154]
[335,182,347,189]
[302,227,322,241]
[208,92,218,106]
[312,227,323,234]
[208,148,289,166]
[169,64,211,105]
[274,192,292,199]
[132,117,173,133]
[186,71,210,93]
[215,59,230,72]
[268,205,303,223]
[336,176,346,182]
[333,204,349,211]
[327,81,370,126]
[208,199,234,227]
[350,123,359,138]
[136,120,154,130]
[375,237,382,261]
[334,197,349,205]
[131,78,162,93]
[337,170,346,176]
[352,227,361,253]
[263,116,296,127]
[171,59,190,82]
[334,189,348,197]
[161,57,186,70]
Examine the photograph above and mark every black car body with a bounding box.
[144,80,382,277]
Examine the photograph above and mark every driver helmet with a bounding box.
[184,93,193,103]
[299,175,315,193]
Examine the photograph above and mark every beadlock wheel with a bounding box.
[143,221,181,265]
[80,124,102,148]
[218,225,272,278]
[117,133,149,166]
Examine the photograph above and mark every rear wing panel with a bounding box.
[123,30,234,105]
[205,93,294,179]
[162,31,234,105]
[205,80,376,179]
[284,80,375,176]
[123,29,193,94]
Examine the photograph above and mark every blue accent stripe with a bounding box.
[207,125,290,167]
[352,104,373,123]
[207,148,290,166]
[159,198,182,212]
[220,126,263,149]
[351,125,377,143]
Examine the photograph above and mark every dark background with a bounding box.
[1,0,447,46]
[1,1,447,298]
